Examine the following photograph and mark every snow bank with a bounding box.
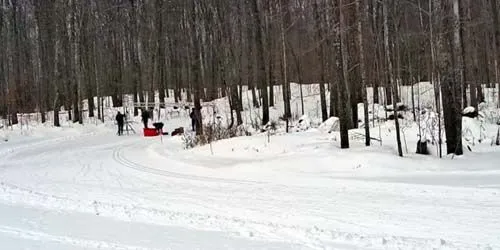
[318,117,339,133]
[463,106,476,115]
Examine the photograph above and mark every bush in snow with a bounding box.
[462,116,487,146]
[461,105,500,147]
[478,103,500,125]
[182,123,252,149]
[418,108,443,146]
[182,132,200,149]
[262,120,278,133]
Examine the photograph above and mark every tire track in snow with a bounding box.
[0,134,326,247]
[108,145,480,249]
[148,145,276,170]
[0,132,141,209]
[112,144,266,185]
[0,132,112,204]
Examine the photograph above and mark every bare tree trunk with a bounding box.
[70,0,81,124]
[468,0,478,109]
[279,0,291,120]
[247,45,259,108]
[0,0,5,121]
[156,0,166,105]
[189,1,203,136]
[459,0,468,107]
[82,1,95,118]
[358,0,370,146]
[326,1,338,117]
[251,0,269,125]
[313,0,328,122]
[338,0,353,149]
[454,0,466,108]
[266,12,275,108]
[479,29,489,102]
[429,0,442,157]
[490,0,500,107]
[53,90,60,127]
[34,0,56,125]
[289,39,305,115]
[383,0,403,156]
[441,0,464,156]
[235,2,244,126]
[96,49,102,122]
[10,0,21,125]
[268,52,275,108]
[405,8,417,121]
[129,0,144,115]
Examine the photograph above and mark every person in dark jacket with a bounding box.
[115,111,125,136]
[189,108,197,131]
[141,108,150,128]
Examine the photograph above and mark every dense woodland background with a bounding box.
[1,0,500,156]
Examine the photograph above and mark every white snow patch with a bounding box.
[318,117,340,133]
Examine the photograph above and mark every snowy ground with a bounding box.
[1,82,500,249]
[1,113,500,250]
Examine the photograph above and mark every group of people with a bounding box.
[115,107,199,136]
[115,108,151,136]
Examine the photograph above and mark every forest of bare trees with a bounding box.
[2,0,500,155]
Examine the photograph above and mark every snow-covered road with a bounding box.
[1,126,499,249]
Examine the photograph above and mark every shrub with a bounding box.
[182,123,252,149]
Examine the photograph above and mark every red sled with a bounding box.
[143,128,160,137]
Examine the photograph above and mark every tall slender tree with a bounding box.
[383,0,403,156]
[252,0,270,125]
[358,0,370,146]
[440,0,464,155]
[338,0,353,149]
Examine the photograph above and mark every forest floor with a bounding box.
[0,111,499,249]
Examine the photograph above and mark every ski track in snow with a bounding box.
[112,143,265,185]
[0,128,499,249]
[0,130,102,159]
